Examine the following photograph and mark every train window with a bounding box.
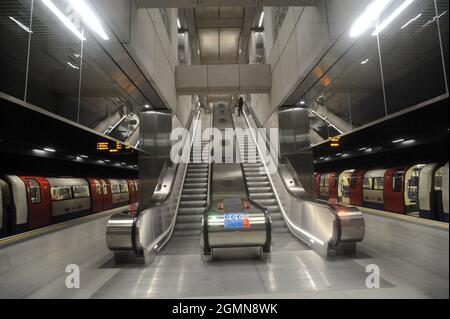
[102,181,108,195]
[373,177,384,190]
[95,181,102,195]
[134,182,138,191]
[111,184,121,194]
[363,178,372,189]
[28,179,41,204]
[73,186,90,199]
[434,167,444,191]
[51,187,72,201]
[120,184,129,193]
[392,172,403,192]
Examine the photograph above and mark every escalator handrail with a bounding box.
[241,109,335,247]
[132,110,202,254]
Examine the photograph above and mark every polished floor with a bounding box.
[0,212,448,299]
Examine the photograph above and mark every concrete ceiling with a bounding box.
[180,6,257,65]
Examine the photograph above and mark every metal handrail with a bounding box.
[132,110,201,254]
[241,109,364,255]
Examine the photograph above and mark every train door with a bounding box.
[404,164,424,213]
[433,166,444,221]
[314,173,321,200]
[0,179,9,237]
[87,178,103,213]
[101,179,113,211]
[384,168,406,214]
[127,179,137,204]
[442,163,449,222]
[19,177,52,230]
[329,172,339,204]
[349,170,364,206]
[418,163,439,219]
[338,170,353,204]
[319,173,329,200]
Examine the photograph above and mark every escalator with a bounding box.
[107,106,365,264]
[233,115,289,234]
[173,114,212,237]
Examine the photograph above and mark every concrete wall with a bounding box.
[250,0,371,127]
[95,1,194,125]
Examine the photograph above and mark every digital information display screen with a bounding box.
[96,141,132,154]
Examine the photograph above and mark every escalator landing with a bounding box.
[91,232,392,299]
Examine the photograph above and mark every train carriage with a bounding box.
[0,179,10,237]
[337,170,354,205]
[362,169,386,210]
[383,167,407,214]
[47,178,91,222]
[86,178,113,213]
[109,179,130,208]
[127,179,139,204]
[443,163,449,222]
[419,163,441,219]
[349,170,365,206]
[328,172,339,204]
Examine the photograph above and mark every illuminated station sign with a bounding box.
[330,136,341,148]
[96,141,132,154]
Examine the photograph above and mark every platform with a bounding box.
[0,210,447,299]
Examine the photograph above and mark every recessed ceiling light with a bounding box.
[392,138,405,143]
[350,0,392,37]
[68,0,109,40]
[41,0,86,41]
[9,16,33,33]
[43,148,56,152]
[372,0,415,36]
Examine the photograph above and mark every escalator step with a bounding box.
[178,207,205,215]
[179,200,207,207]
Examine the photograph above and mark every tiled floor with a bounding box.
[0,212,447,299]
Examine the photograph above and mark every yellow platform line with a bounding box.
[0,205,130,247]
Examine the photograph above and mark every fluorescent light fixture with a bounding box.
[319,157,325,160]
[350,0,392,37]
[177,18,181,29]
[336,153,343,156]
[197,49,200,55]
[67,62,79,69]
[43,148,56,152]
[79,155,88,158]
[68,0,109,40]
[402,139,416,145]
[422,10,446,28]
[258,11,264,28]
[299,100,306,105]
[361,58,370,64]
[144,104,151,109]
[372,0,415,36]
[9,16,33,33]
[41,0,86,41]
[392,138,405,143]
[33,149,46,154]
[359,147,368,151]
[401,13,422,29]
[104,159,110,163]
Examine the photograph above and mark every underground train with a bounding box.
[315,163,449,222]
[0,176,139,238]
